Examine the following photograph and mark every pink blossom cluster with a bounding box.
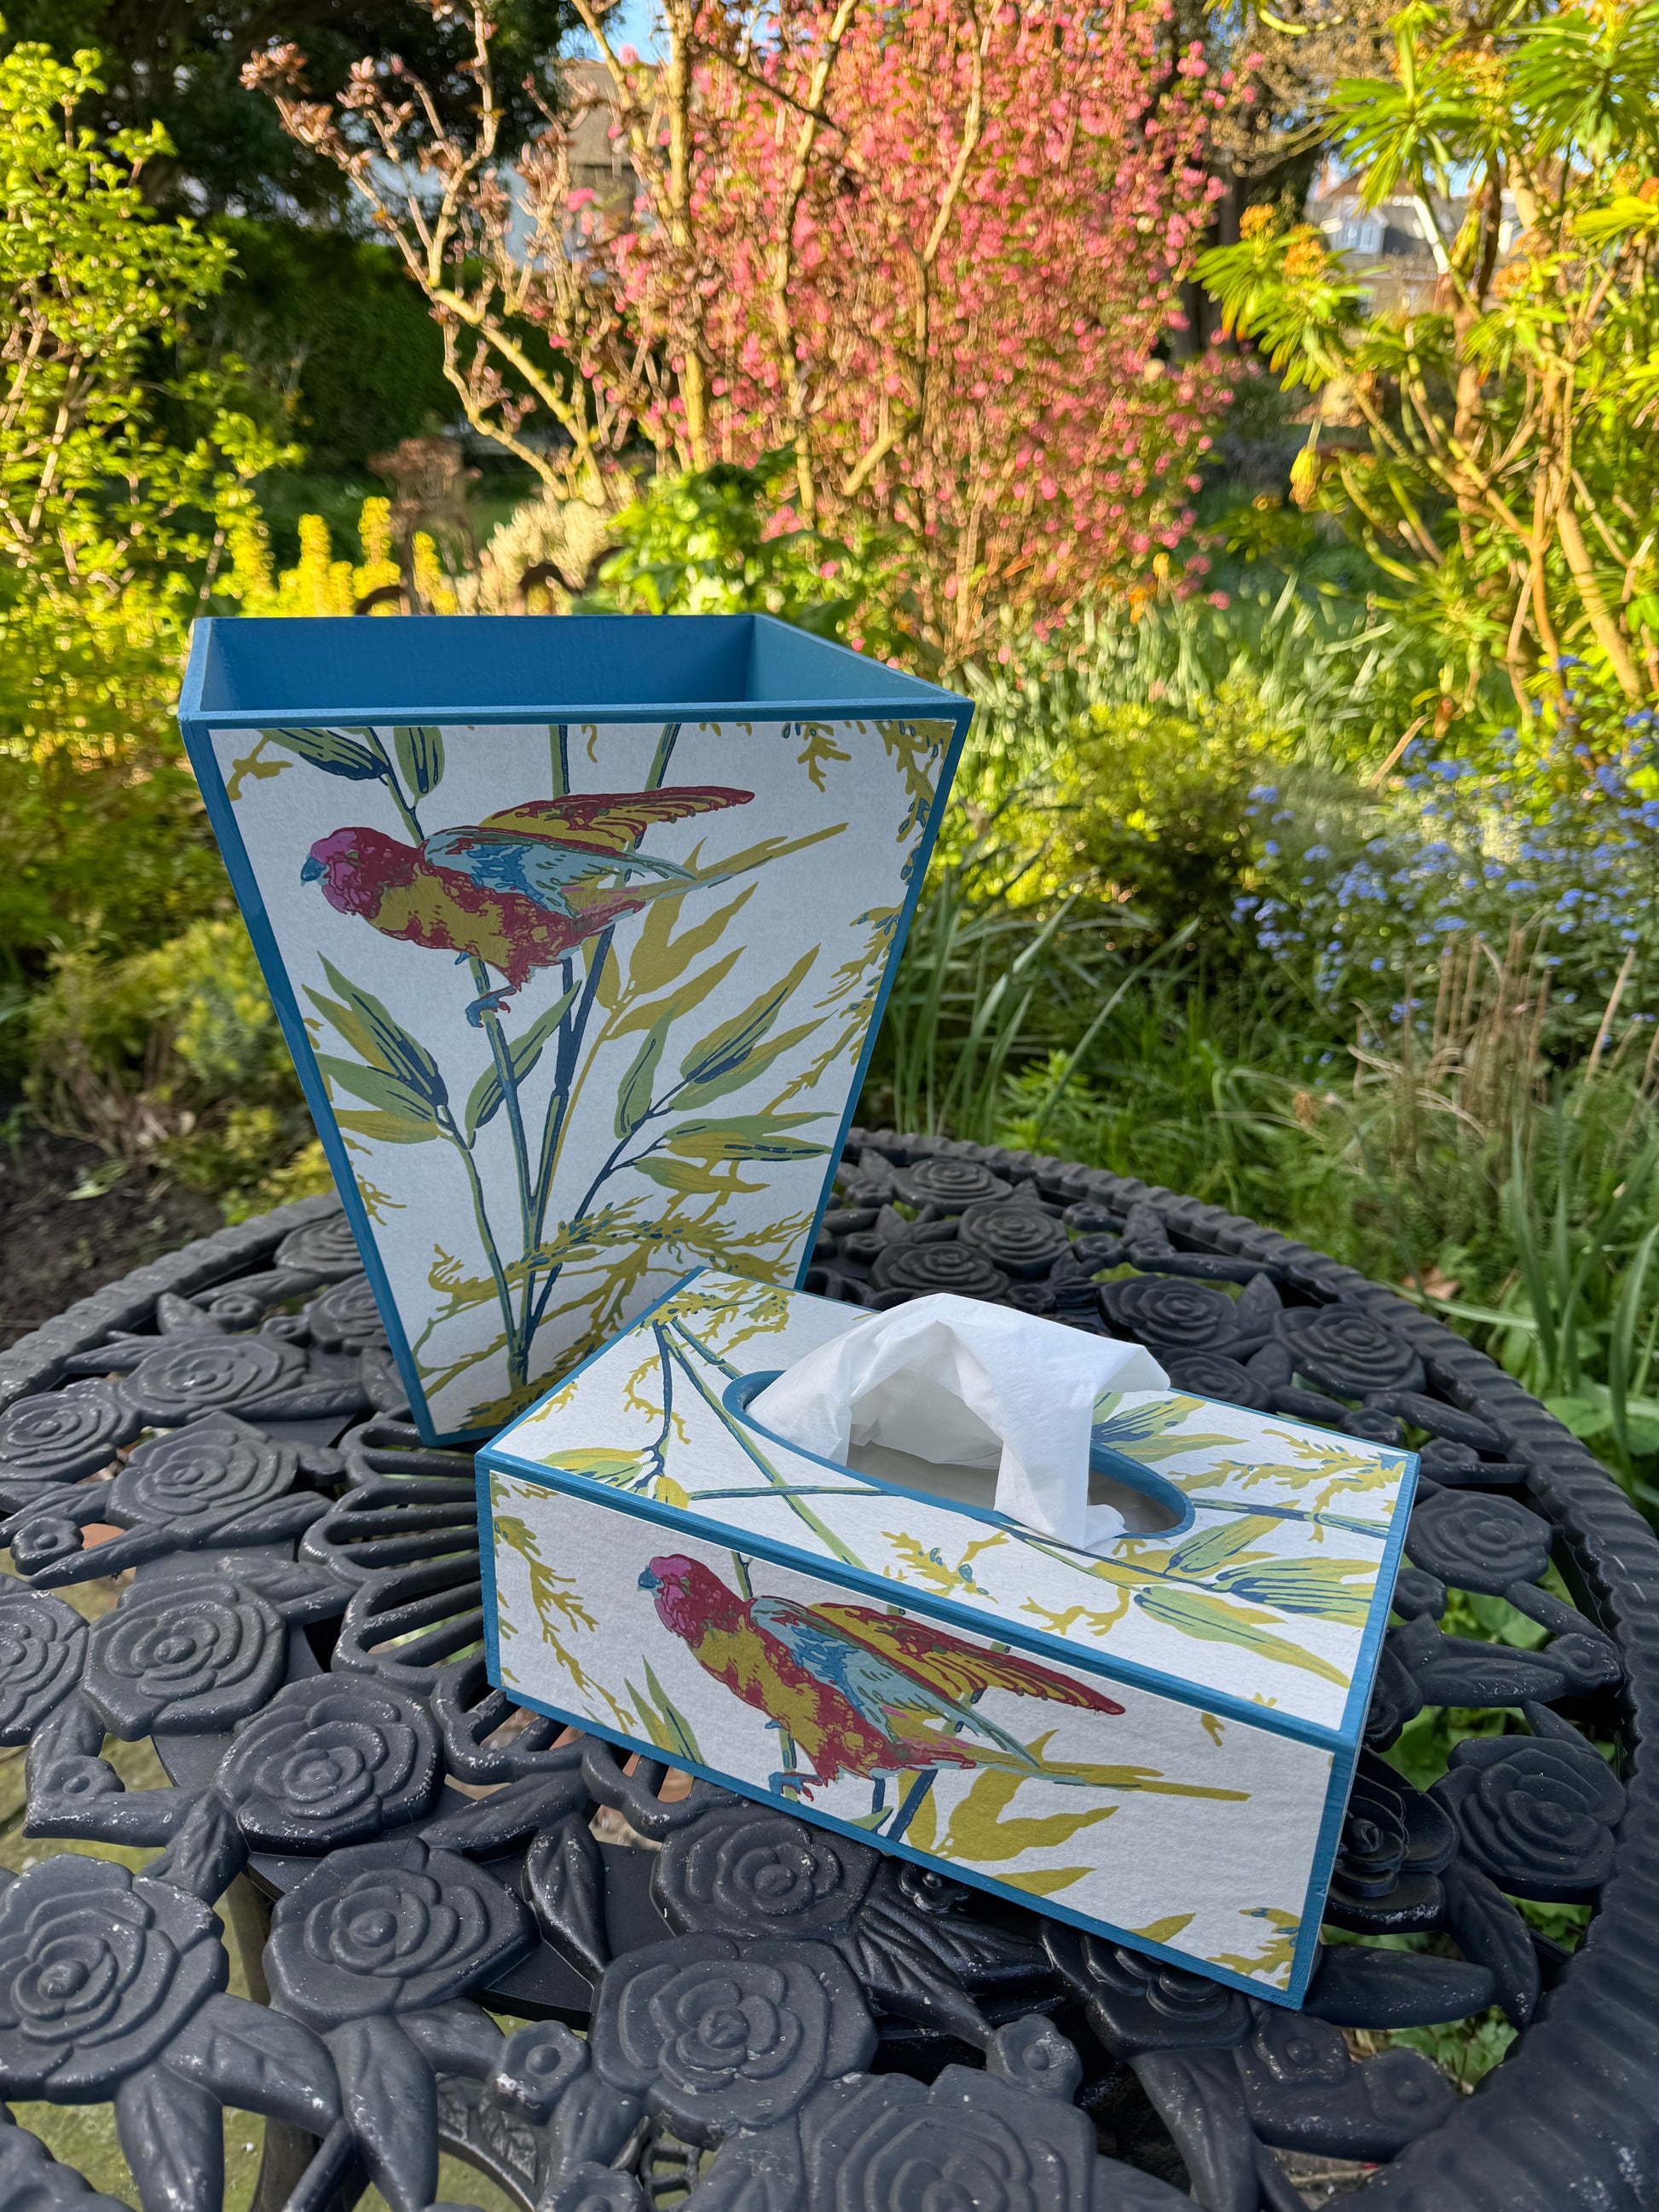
[592,0,1235,661]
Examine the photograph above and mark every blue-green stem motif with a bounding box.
[277,717,861,1424]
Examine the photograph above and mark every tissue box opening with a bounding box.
[841,1435,1182,1533]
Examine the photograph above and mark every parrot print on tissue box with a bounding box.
[177,614,973,1443]
[478,1269,1419,2007]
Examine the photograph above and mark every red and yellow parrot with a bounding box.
[301,788,752,1024]
[638,1553,1124,1796]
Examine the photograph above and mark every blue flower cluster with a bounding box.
[1235,726,1659,1042]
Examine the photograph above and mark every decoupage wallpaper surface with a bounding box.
[491,1272,1414,1733]
[208,717,951,1436]
[488,1472,1334,1994]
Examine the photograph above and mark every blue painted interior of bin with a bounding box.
[184,611,963,723]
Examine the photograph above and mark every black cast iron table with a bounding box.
[0,1132,1653,2212]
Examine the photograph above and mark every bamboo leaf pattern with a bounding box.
[266,724,387,781]
[605,949,743,1038]
[1132,1585,1350,1685]
[307,958,447,1099]
[494,1503,634,1731]
[615,1022,670,1140]
[934,1761,1119,1865]
[334,1106,445,1146]
[628,883,756,991]
[627,1661,704,1762]
[1211,1907,1303,1984]
[315,1054,446,1126]
[673,1019,822,1112]
[392,725,446,796]
[465,985,581,1141]
[634,1155,767,1197]
[255,701,939,1430]
[876,719,949,839]
[663,1114,830,1163]
[679,948,818,1086]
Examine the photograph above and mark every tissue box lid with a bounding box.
[483,1269,1417,1743]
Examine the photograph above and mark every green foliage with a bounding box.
[1198,0,1659,736]
[964,526,1431,780]
[586,453,901,654]
[24,919,322,1216]
[0,26,292,1018]
[0,32,287,604]
[0,600,229,1007]
[0,0,579,217]
[980,684,1295,942]
[211,221,454,471]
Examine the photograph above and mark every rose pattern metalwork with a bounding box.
[955,1199,1071,1279]
[786,2066,1181,2212]
[986,2013,1083,2102]
[83,1582,286,1738]
[1097,1275,1245,1355]
[1159,1350,1269,1411]
[0,1147,1652,2212]
[1433,1735,1627,1901]
[0,1859,225,2096]
[0,1586,85,1741]
[265,1837,533,2029]
[1405,1490,1554,1595]
[889,1157,1009,1210]
[304,1274,390,1354]
[492,2019,589,2120]
[870,1241,1010,1300]
[113,1333,301,1423]
[0,1380,137,1488]
[275,1210,367,1279]
[215,1678,441,1850]
[1274,1305,1426,1397]
[1326,1753,1455,1935]
[106,1417,295,1530]
[544,2167,646,2212]
[653,1805,877,1941]
[591,1934,876,2145]
[1042,1928,1249,2056]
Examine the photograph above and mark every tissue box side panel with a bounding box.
[485,1468,1334,2000]
[180,706,963,1443]
[494,1270,1415,1737]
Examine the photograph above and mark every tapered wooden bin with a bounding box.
[178,614,972,1442]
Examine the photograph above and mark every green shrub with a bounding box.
[214,220,454,476]
[24,918,324,1216]
[583,452,906,660]
[977,682,1295,944]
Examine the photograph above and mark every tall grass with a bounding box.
[864,891,1659,1511]
[962,545,1432,788]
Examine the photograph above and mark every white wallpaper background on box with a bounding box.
[213,716,951,1434]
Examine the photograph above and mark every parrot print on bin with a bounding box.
[217,700,961,1439]
[639,1552,1125,1800]
[302,788,754,1024]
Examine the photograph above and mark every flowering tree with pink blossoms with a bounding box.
[249,0,1235,667]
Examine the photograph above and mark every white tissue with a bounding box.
[748,1294,1167,1550]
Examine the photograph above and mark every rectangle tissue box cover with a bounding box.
[479,1268,1419,2006]
[177,613,972,1444]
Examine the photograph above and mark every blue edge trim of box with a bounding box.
[176,616,974,1450]
[474,1269,1419,2010]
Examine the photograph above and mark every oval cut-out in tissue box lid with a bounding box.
[479,1268,1419,2006]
